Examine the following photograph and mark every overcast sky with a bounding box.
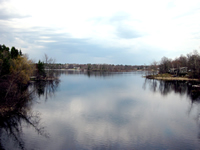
[0,0,200,65]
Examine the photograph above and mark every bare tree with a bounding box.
[43,54,56,78]
[150,61,158,75]
[187,50,200,78]
[159,57,171,74]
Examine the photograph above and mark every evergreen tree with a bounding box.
[19,50,22,56]
[1,58,10,76]
[11,47,19,59]
[37,60,46,77]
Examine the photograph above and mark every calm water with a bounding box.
[1,71,200,150]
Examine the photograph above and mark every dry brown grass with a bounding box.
[154,77,199,81]
[145,73,199,81]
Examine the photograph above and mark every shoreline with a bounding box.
[150,77,199,81]
[145,75,200,81]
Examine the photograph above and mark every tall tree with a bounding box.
[11,47,19,59]
[5,55,34,98]
[179,55,187,67]
[187,50,200,78]
[19,50,22,56]
[159,57,171,74]
[43,54,55,77]
[150,61,158,75]
[36,60,46,78]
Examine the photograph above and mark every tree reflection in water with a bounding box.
[0,108,48,150]
[30,79,60,101]
[143,79,200,101]
[143,79,200,139]
[0,79,60,150]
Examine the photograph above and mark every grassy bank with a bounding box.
[145,73,199,81]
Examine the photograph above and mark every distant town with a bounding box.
[43,63,150,72]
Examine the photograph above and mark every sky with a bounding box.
[0,0,200,65]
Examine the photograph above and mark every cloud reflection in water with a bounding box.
[30,72,200,150]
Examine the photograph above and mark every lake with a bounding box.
[1,71,200,150]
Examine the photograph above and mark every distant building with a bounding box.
[169,67,188,75]
[179,67,188,74]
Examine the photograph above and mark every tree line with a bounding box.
[0,44,34,107]
[150,50,200,78]
[40,63,149,72]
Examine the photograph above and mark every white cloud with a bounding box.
[1,0,200,64]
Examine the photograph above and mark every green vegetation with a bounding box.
[0,44,34,108]
[36,60,46,78]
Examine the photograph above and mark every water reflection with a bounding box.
[30,72,200,149]
[51,69,143,78]
[29,79,60,101]
[0,99,49,150]
[0,79,60,150]
[143,79,200,101]
[2,71,200,149]
[144,79,200,141]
